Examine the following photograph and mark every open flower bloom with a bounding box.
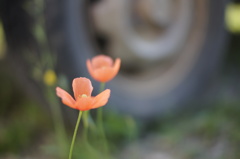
[56,77,110,111]
[87,55,121,82]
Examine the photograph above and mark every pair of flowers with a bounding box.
[56,55,121,110]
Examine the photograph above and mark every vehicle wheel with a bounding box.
[45,0,229,119]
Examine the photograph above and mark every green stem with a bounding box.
[69,111,83,159]
[46,87,68,157]
[97,82,108,154]
[83,111,89,129]
[83,110,90,143]
[83,111,102,155]
[99,82,106,93]
[97,82,105,122]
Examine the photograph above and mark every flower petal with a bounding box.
[87,59,95,79]
[87,55,121,82]
[92,55,113,69]
[75,97,94,111]
[92,89,111,109]
[93,67,115,82]
[56,87,76,109]
[113,58,121,74]
[72,77,93,99]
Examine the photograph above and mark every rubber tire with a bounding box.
[45,0,229,119]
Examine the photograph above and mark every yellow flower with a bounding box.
[43,69,57,86]
[225,3,240,33]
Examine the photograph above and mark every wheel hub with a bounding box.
[91,0,193,66]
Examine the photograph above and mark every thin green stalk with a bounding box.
[83,111,96,153]
[69,111,83,159]
[97,82,108,154]
[46,87,68,157]
[99,82,106,93]
[83,111,89,142]
[97,82,105,122]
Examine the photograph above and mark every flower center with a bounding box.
[81,94,88,98]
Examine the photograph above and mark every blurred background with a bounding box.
[0,0,240,158]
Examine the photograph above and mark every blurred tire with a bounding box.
[45,0,229,119]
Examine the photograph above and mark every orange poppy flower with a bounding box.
[87,55,121,82]
[56,77,110,111]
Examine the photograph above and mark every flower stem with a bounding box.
[99,82,106,93]
[83,110,90,143]
[46,87,68,157]
[97,82,108,154]
[69,111,82,159]
[97,82,105,125]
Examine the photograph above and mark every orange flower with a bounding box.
[56,77,110,111]
[87,55,121,82]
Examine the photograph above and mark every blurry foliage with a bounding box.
[0,0,240,158]
[225,35,240,68]
[168,101,240,138]
[145,100,240,158]
[0,20,6,59]
[104,113,138,149]
[0,64,51,155]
